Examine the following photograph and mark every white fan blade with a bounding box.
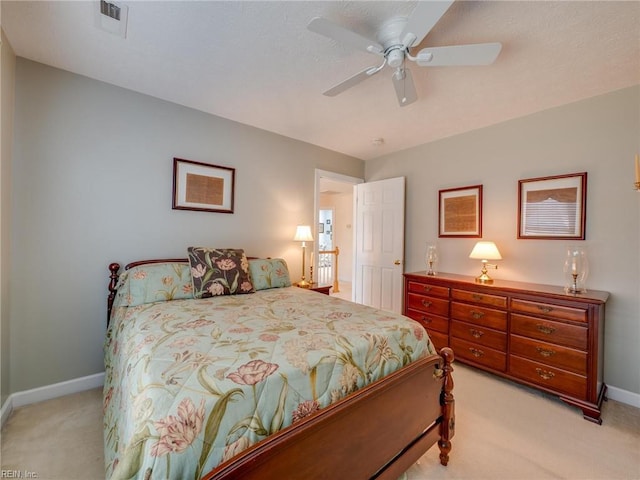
[401,1,455,48]
[392,68,418,107]
[323,66,381,97]
[308,17,384,55]
[416,43,502,66]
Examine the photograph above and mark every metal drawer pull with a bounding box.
[469,347,484,358]
[536,324,556,335]
[423,286,432,292]
[469,328,484,339]
[535,368,555,380]
[421,299,432,308]
[420,316,432,324]
[536,347,556,357]
[537,306,553,313]
[470,310,485,319]
[472,294,483,301]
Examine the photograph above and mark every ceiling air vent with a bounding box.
[100,0,121,21]
[95,0,128,38]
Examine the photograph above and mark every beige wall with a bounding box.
[366,85,640,396]
[1,28,16,406]
[9,59,363,393]
[6,56,640,402]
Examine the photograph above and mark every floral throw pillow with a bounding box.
[248,258,292,290]
[115,262,193,307]
[188,247,255,298]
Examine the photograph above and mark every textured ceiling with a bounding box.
[3,1,639,161]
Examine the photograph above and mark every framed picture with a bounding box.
[318,223,324,233]
[172,158,235,213]
[518,172,587,239]
[439,185,483,238]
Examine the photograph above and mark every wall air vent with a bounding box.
[100,0,121,21]
[95,0,129,38]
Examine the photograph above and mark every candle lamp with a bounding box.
[563,246,588,294]
[425,243,438,275]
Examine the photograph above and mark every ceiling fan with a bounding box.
[308,1,502,107]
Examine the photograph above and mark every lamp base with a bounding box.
[475,273,494,285]
[297,280,311,288]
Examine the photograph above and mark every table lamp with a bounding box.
[293,225,314,288]
[469,241,502,284]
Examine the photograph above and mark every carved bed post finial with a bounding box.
[438,347,455,466]
[107,263,121,326]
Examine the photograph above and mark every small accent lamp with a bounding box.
[563,246,588,294]
[425,243,438,276]
[469,241,502,285]
[293,225,314,288]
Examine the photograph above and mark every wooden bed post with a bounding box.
[107,263,121,325]
[438,347,455,466]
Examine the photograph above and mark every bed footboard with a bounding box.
[202,347,455,480]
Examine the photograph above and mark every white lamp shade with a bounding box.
[469,241,502,260]
[293,225,314,242]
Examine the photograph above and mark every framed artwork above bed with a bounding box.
[172,158,235,213]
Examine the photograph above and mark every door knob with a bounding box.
[394,260,402,265]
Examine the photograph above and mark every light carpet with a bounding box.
[1,364,638,480]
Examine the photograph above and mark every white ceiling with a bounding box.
[3,1,639,161]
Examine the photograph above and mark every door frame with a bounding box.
[314,169,363,296]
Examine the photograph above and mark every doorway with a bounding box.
[314,170,363,301]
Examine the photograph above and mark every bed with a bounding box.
[104,251,455,480]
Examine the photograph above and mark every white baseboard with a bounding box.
[0,394,13,427]
[607,384,640,408]
[0,372,105,428]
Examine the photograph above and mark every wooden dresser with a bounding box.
[404,271,609,424]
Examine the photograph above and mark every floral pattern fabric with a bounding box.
[248,258,292,290]
[103,287,435,480]
[187,247,254,297]
[114,262,193,307]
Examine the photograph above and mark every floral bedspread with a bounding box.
[103,286,435,480]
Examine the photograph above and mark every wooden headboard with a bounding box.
[108,257,260,322]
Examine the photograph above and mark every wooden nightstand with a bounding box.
[297,284,332,295]
[311,285,332,295]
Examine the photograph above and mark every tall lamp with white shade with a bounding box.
[293,225,314,288]
[469,241,502,284]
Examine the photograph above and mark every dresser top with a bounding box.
[404,271,609,304]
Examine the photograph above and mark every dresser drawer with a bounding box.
[407,281,449,299]
[451,289,507,309]
[511,298,587,323]
[406,309,449,334]
[511,314,587,350]
[427,330,449,351]
[407,293,449,316]
[451,302,507,331]
[451,320,506,351]
[509,355,587,399]
[451,337,506,372]
[510,334,587,375]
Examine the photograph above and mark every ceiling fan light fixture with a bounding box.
[308,0,501,107]
[387,48,405,68]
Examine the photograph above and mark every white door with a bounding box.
[354,177,405,313]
